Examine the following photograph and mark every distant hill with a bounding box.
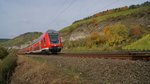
[124,34,150,50]
[60,1,150,51]
[1,32,42,47]
[0,39,10,43]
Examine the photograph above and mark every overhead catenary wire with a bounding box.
[46,0,121,30]
[48,0,68,23]
[49,0,76,25]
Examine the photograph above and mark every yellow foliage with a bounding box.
[103,23,129,46]
[85,32,106,48]
[103,26,110,40]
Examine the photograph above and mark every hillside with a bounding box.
[1,32,42,47]
[124,34,150,50]
[60,2,150,40]
[60,1,150,51]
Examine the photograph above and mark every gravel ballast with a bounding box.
[31,55,150,84]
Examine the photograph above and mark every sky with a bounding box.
[0,0,149,38]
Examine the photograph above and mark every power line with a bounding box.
[49,0,68,21]
[46,0,120,30]
[49,0,76,25]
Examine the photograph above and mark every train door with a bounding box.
[41,38,46,48]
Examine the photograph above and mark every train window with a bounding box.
[48,33,59,44]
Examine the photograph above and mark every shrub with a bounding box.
[0,46,8,59]
[130,24,142,38]
[85,32,106,48]
[104,23,129,46]
[0,52,17,84]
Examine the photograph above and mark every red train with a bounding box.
[20,30,63,54]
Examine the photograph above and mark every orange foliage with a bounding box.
[121,6,128,10]
[102,26,110,40]
[90,32,100,41]
[131,25,142,37]
[86,32,101,48]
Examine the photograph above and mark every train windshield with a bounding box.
[48,33,59,44]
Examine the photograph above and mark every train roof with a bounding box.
[47,29,58,33]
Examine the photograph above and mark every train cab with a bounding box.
[47,30,63,53]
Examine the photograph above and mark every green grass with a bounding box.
[0,60,2,67]
[60,6,150,34]
[0,46,9,59]
[124,34,150,50]
[0,52,17,84]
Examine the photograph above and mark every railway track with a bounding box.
[60,51,150,61]
[20,51,150,61]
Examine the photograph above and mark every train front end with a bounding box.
[47,30,63,53]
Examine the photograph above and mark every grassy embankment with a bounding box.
[0,47,17,84]
[11,55,150,84]
[124,34,150,50]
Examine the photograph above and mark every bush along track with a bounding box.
[0,52,17,84]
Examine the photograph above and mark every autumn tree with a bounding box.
[103,23,129,46]
[86,32,103,48]
[120,6,128,11]
[130,25,142,38]
[103,26,110,40]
